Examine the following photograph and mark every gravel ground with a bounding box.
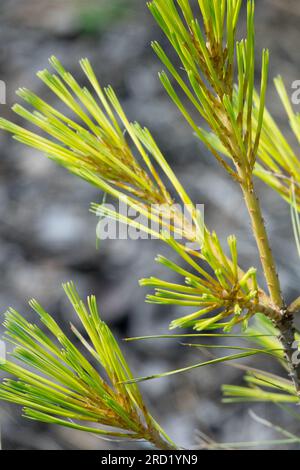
[0,0,300,450]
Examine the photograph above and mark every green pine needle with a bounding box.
[0,282,175,448]
[0,56,200,248]
[149,0,268,179]
[124,349,279,384]
[140,232,264,331]
[291,183,300,256]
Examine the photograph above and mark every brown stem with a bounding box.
[277,312,300,394]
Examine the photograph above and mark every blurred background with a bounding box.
[0,0,300,450]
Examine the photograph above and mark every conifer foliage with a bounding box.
[1,0,300,449]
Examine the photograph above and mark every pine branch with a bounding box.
[140,232,282,332]
[0,56,200,248]
[0,55,280,328]
[0,0,300,448]
[149,0,281,304]
[0,282,176,450]
[149,0,300,393]
[204,78,300,210]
